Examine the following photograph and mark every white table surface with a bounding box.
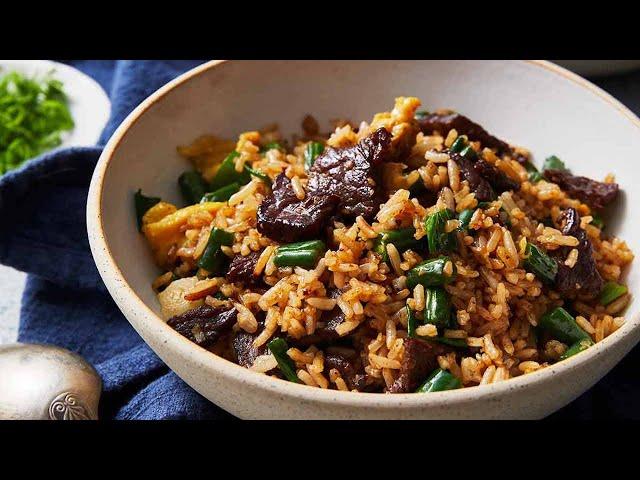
[0,265,26,343]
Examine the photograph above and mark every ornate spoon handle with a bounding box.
[0,343,101,420]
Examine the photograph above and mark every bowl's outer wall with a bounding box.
[137,314,640,419]
[93,60,640,419]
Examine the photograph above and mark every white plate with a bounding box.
[0,60,110,344]
[0,60,111,152]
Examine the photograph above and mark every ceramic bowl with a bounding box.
[87,60,640,419]
[554,60,640,77]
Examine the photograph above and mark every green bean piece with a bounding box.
[430,337,467,348]
[416,368,461,393]
[449,136,467,154]
[209,228,234,246]
[457,209,475,232]
[424,209,457,254]
[542,155,567,172]
[591,214,605,230]
[197,228,235,274]
[200,182,241,203]
[539,307,591,345]
[406,305,418,338]
[178,171,209,205]
[529,171,544,183]
[523,160,543,183]
[244,165,272,186]
[273,240,326,268]
[424,287,451,327]
[460,145,478,161]
[267,338,301,383]
[213,291,228,300]
[261,141,284,152]
[373,228,422,262]
[134,189,161,231]
[199,250,226,276]
[304,141,324,170]
[406,257,457,289]
[559,338,594,360]
[524,160,538,173]
[414,110,430,121]
[209,151,252,191]
[524,243,558,285]
[599,281,628,306]
[407,308,466,347]
[526,163,543,183]
[275,240,324,251]
[408,310,467,348]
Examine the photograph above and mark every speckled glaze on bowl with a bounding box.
[87,60,640,419]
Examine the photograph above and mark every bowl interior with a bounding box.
[99,59,640,346]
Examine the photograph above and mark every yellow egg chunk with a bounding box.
[142,202,224,267]
[142,201,177,226]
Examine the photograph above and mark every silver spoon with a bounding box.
[0,343,101,420]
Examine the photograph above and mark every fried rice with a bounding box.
[135,97,634,393]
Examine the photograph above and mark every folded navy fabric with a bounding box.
[0,60,232,419]
[1,60,639,419]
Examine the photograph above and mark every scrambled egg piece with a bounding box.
[142,202,224,267]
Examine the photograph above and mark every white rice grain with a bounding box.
[306,297,337,310]
[413,284,425,311]
[234,302,258,333]
[249,354,278,373]
[564,248,579,268]
[386,243,403,276]
[425,150,450,164]
[291,175,306,200]
[228,180,258,207]
[254,245,275,276]
[416,324,438,337]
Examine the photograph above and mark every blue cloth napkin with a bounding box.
[1,60,640,419]
[0,60,233,420]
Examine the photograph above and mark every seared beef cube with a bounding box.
[257,129,393,243]
[167,305,237,348]
[452,152,496,202]
[227,250,264,286]
[257,173,338,243]
[232,330,267,368]
[324,352,366,391]
[474,158,520,194]
[308,127,392,220]
[417,111,511,155]
[388,338,447,393]
[544,169,619,210]
[552,208,604,297]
